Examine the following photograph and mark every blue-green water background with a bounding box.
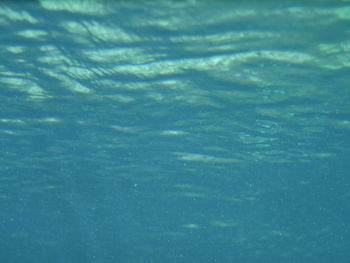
[1,0,350,262]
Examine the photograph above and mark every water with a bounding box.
[0,0,350,262]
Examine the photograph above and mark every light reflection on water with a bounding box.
[0,1,349,263]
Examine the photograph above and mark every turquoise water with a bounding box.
[0,1,350,262]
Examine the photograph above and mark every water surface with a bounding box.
[0,1,349,262]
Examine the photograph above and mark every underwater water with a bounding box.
[0,0,350,262]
